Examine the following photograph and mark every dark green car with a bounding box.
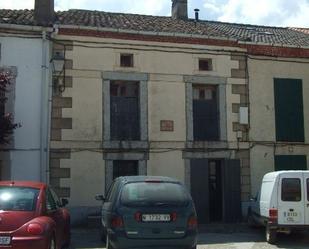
[96,176,198,249]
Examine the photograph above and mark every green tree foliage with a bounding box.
[0,72,20,144]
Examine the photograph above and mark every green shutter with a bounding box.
[275,155,307,171]
[274,78,304,142]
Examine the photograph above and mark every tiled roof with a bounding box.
[1,9,309,47]
[290,28,309,35]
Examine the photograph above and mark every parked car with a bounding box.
[247,170,309,244]
[96,176,198,249]
[0,181,70,249]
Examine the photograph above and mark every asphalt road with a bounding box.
[69,227,309,249]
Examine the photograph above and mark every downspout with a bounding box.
[40,30,51,183]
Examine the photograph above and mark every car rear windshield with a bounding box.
[0,186,39,211]
[121,182,190,207]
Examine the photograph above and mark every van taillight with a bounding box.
[111,215,124,228]
[134,212,142,222]
[187,216,198,229]
[171,212,177,222]
[269,208,278,224]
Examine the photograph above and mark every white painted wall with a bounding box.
[0,36,49,181]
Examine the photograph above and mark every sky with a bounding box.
[0,0,308,28]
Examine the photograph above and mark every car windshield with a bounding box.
[0,186,39,211]
[121,182,189,207]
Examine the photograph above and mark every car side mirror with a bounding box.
[95,194,105,202]
[61,198,69,207]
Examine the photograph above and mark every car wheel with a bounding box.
[265,225,277,244]
[106,234,114,249]
[49,235,56,249]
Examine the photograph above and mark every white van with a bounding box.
[247,170,309,244]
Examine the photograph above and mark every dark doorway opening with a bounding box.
[190,159,241,224]
[208,160,223,222]
[113,160,138,180]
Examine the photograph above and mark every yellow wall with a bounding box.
[52,35,246,205]
[249,57,309,194]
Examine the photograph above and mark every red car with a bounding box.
[0,181,70,249]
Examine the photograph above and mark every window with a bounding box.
[274,78,304,142]
[106,181,119,203]
[120,54,134,67]
[120,182,189,206]
[275,155,307,171]
[199,59,213,71]
[113,160,138,179]
[49,187,61,207]
[281,178,301,202]
[0,186,39,211]
[110,81,140,140]
[46,188,57,211]
[193,85,219,141]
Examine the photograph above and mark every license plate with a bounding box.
[0,236,11,245]
[284,211,300,222]
[142,214,170,222]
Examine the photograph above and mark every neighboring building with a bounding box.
[0,0,308,224]
[249,57,309,195]
[0,2,54,182]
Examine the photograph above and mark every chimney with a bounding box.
[172,0,188,20]
[194,8,200,22]
[34,0,55,26]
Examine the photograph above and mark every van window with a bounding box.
[121,182,189,207]
[281,178,301,202]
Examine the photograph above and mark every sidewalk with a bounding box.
[68,224,309,249]
[69,223,259,249]
[198,222,258,233]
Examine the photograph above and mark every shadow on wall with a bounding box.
[69,206,101,227]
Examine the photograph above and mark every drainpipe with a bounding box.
[40,30,52,183]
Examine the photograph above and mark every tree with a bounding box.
[0,71,19,145]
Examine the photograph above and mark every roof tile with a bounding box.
[0,9,308,47]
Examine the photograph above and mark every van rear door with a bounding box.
[278,172,305,225]
[304,172,309,225]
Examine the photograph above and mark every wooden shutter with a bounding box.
[193,85,219,141]
[275,155,307,171]
[274,78,304,142]
[110,81,140,140]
